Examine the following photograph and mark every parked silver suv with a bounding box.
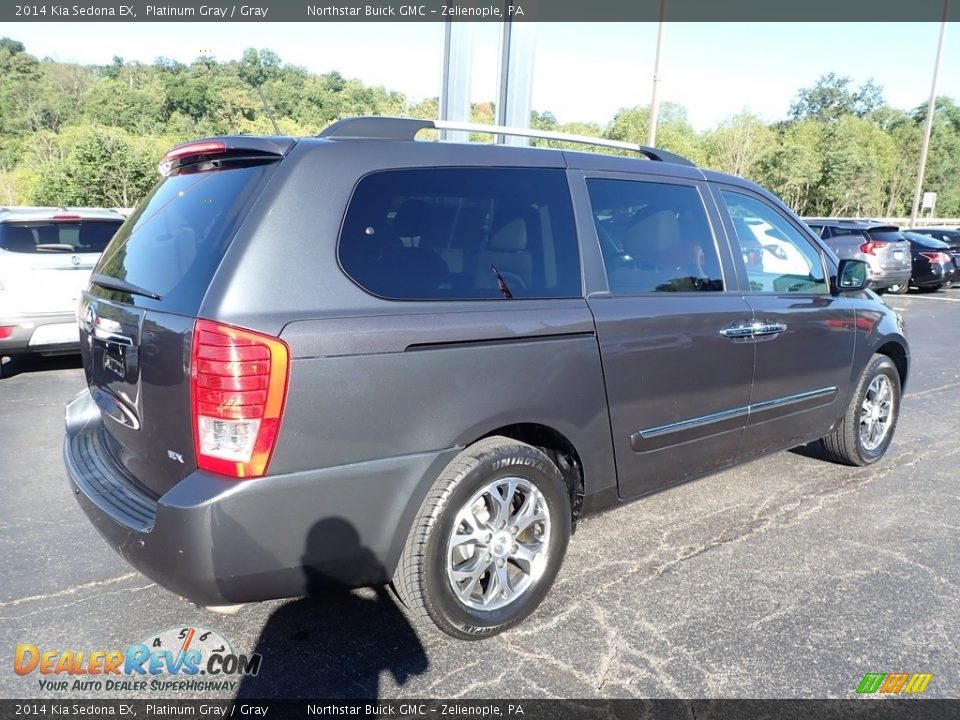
[0,207,124,357]
[804,219,912,293]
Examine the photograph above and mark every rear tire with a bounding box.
[0,353,23,379]
[394,436,571,640]
[917,284,943,293]
[884,281,909,295]
[820,354,901,466]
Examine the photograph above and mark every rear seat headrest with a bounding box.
[489,217,528,252]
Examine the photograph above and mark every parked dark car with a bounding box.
[898,231,960,293]
[909,227,960,286]
[64,117,909,639]
[804,219,912,293]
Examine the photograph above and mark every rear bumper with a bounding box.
[867,267,911,290]
[64,389,457,605]
[913,264,948,288]
[0,311,79,355]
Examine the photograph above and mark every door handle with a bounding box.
[719,324,756,339]
[752,322,788,337]
[720,321,788,340]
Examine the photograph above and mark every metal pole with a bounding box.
[440,18,452,140]
[646,0,667,147]
[910,3,949,228]
[255,84,280,135]
[496,1,513,142]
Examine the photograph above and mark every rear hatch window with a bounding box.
[0,220,123,315]
[0,220,120,254]
[866,230,907,243]
[92,164,275,316]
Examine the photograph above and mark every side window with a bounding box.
[720,190,829,295]
[338,168,581,300]
[585,179,724,294]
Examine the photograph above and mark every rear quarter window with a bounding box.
[338,168,582,300]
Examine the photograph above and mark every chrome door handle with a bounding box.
[720,325,756,339]
[720,321,787,340]
[752,322,788,337]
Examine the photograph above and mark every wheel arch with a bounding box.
[875,339,909,391]
[477,423,586,522]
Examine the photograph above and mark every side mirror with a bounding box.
[836,259,870,292]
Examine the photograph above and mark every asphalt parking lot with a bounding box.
[1,288,958,701]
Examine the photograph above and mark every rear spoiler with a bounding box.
[159,136,296,176]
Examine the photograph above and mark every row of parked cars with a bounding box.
[804,219,960,294]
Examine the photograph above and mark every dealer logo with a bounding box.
[856,672,932,695]
[14,626,262,693]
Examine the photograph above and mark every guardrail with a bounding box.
[812,218,960,228]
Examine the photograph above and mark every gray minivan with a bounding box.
[64,117,908,639]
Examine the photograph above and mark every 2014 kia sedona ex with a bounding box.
[64,117,908,639]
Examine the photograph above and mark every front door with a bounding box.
[580,174,755,499]
[712,187,856,458]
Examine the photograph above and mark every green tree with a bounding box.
[82,78,164,134]
[912,97,960,216]
[702,111,775,179]
[31,127,157,207]
[757,120,824,213]
[812,116,896,216]
[790,73,885,123]
[606,103,705,164]
[1,36,959,218]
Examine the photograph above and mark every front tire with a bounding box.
[820,354,901,466]
[884,281,909,295]
[394,436,571,639]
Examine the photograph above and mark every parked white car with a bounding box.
[0,207,125,356]
[742,218,811,277]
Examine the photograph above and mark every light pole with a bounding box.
[646,0,667,147]
[909,3,949,228]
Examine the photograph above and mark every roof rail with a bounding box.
[318,116,695,167]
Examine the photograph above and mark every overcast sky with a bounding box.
[9,22,959,130]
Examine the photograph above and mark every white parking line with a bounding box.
[898,294,960,303]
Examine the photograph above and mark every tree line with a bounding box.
[1,37,958,217]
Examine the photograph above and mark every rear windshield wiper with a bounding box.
[90,273,163,301]
[490,265,514,300]
[35,243,76,252]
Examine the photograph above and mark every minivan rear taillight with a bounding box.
[859,241,885,255]
[190,320,289,479]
